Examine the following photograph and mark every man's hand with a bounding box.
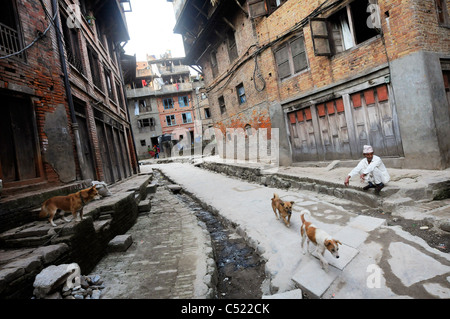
[344,176,350,187]
[360,173,366,183]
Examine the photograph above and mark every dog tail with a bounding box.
[300,209,311,223]
[39,200,49,218]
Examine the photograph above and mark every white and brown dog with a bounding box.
[300,210,342,271]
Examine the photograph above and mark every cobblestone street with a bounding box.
[89,174,215,299]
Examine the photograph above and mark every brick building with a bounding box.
[126,53,199,158]
[0,0,138,194]
[170,0,450,169]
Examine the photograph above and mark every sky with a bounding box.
[124,0,185,61]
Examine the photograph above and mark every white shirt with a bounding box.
[348,155,390,184]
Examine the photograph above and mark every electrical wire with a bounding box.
[204,0,343,94]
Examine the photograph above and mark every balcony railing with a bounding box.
[0,22,24,59]
[127,82,193,98]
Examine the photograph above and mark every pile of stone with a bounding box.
[32,263,104,299]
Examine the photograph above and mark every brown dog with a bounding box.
[271,193,294,227]
[39,185,99,227]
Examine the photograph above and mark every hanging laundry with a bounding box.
[134,101,139,115]
[142,79,147,87]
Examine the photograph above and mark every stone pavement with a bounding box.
[150,161,450,299]
[89,170,216,299]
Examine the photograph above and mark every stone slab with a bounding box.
[347,215,386,232]
[138,199,151,212]
[309,243,359,270]
[262,289,303,299]
[107,235,133,252]
[334,226,368,249]
[292,259,340,298]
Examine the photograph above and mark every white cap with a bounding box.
[363,145,374,154]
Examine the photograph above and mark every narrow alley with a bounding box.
[90,160,450,299]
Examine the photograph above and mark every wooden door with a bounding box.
[0,95,42,184]
[315,98,351,160]
[288,107,320,161]
[350,84,401,157]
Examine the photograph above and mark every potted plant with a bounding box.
[85,15,96,26]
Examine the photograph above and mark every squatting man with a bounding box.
[344,145,390,195]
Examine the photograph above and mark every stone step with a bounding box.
[93,220,111,233]
[138,198,151,213]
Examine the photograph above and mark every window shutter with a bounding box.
[309,18,331,56]
[275,44,291,79]
[290,36,307,73]
[248,0,268,19]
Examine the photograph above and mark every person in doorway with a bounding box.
[344,145,390,195]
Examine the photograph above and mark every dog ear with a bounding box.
[335,239,342,246]
[324,239,331,247]
[290,201,294,205]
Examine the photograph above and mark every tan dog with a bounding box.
[271,193,294,227]
[39,185,99,227]
[300,210,342,272]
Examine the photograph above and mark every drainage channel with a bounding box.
[155,170,266,299]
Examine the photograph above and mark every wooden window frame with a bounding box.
[163,98,174,109]
[166,114,176,126]
[87,45,102,90]
[310,0,380,57]
[227,29,238,62]
[248,0,288,19]
[182,112,193,124]
[210,50,219,78]
[179,95,189,107]
[436,0,450,26]
[218,96,226,114]
[274,34,308,80]
[236,83,246,105]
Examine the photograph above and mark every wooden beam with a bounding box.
[234,0,248,17]
[192,2,208,19]
[222,17,235,31]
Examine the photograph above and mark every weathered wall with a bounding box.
[391,51,450,169]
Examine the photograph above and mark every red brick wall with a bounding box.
[254,0,450,103]
[0,0,75,185]
[157,93,195,135]
[200,9,272,134]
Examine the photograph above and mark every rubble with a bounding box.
[32,263,104,299]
